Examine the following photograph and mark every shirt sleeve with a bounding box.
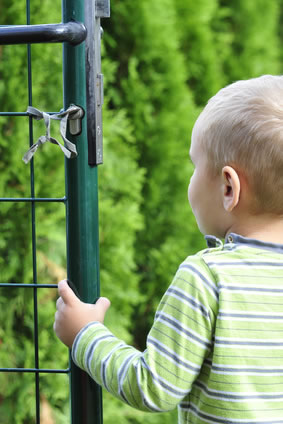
[72,255,218,412]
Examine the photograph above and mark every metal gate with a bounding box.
[0,0,110,422]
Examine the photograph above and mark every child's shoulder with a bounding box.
[177,236,226,281]
[183,235,231,264]
[174,237,228,304]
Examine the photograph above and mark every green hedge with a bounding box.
[0,0,282,422]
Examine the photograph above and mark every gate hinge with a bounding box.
[95,0,110,18]
[85,0,110,166]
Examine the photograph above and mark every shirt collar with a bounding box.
[205,235,223,248]
[205,232,283,254]
[225,232,283,254]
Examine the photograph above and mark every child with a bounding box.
[54,75,283,423]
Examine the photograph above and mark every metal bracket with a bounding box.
[85,0,110,166]
[68,106,85,136]
[95,0,111,18]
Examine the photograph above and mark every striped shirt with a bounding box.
[72,233,283,423]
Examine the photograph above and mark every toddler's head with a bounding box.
[192,75,283,215]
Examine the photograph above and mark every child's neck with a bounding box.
[226,214,283,244]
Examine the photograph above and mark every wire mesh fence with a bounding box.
[0,0,107,422]
[0,2,69,422]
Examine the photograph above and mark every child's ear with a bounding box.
[222,166,240,212]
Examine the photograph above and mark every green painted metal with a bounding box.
[62,0,102,422]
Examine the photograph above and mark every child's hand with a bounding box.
[53,279,111,348]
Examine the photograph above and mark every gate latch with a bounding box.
[68,105,85,136]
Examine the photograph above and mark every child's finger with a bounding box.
[56,296,63,310]
[95,297,111,317]
[58,279,80,306]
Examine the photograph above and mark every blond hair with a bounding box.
[193,75,283,214]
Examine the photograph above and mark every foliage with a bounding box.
[225,0,281,79]
[0,0,283,422]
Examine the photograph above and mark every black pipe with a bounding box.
[0,21,87,45]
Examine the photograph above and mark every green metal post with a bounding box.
[62,0,102,422]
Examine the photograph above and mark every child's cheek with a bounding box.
[188,173,196,208]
